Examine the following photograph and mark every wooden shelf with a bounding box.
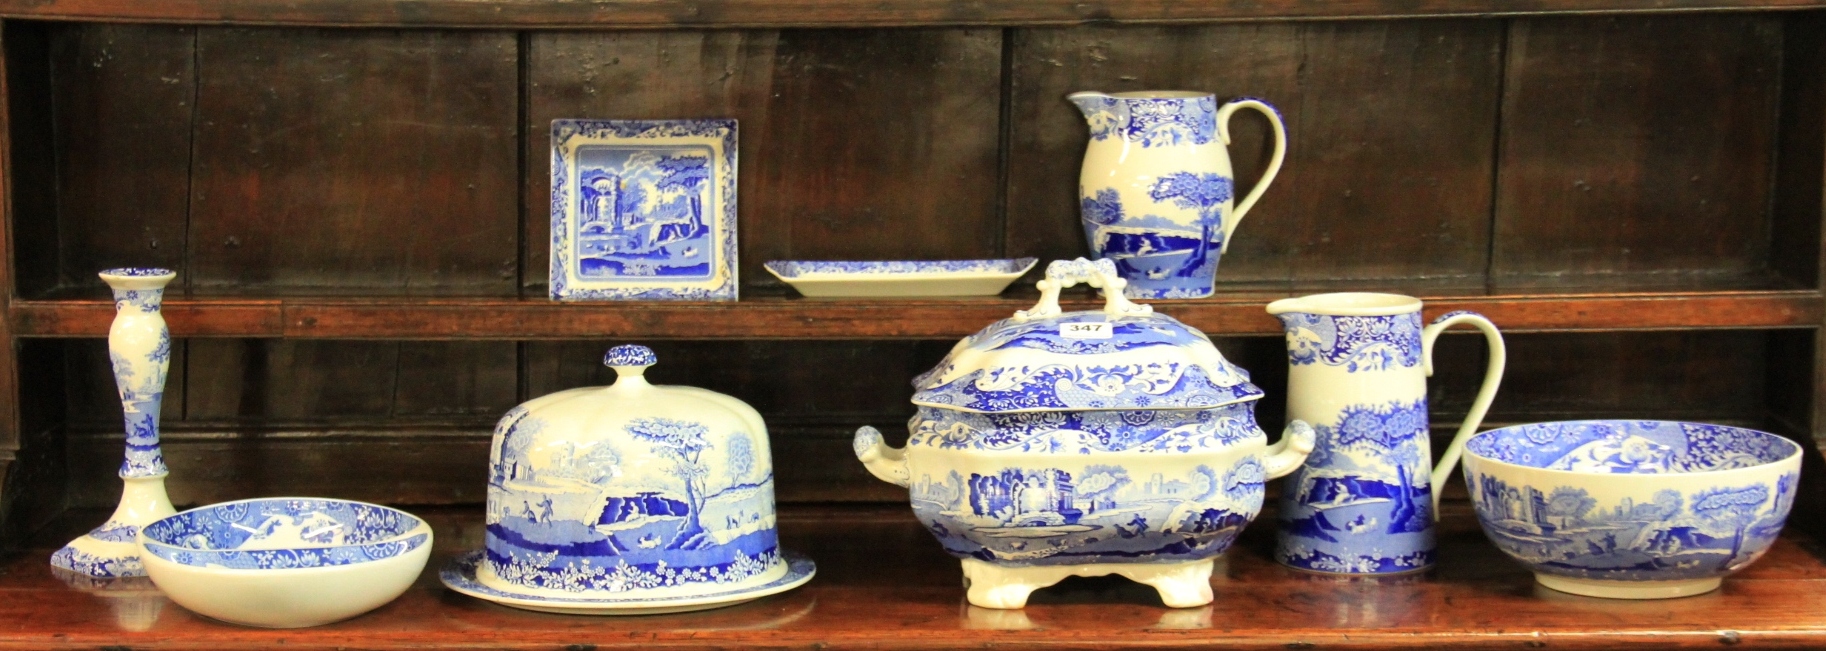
[2,0,1825,28]
[10,289,1819,339]
[9,504,1826,649]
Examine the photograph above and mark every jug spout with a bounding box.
[1067,91,1114,121]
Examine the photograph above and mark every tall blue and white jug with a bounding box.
[1267,293,1505,574]
[1069,91,1286,299]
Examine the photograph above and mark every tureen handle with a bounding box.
[1013,258,1153,322]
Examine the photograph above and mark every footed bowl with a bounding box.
[1461,421,1801,599]
[138,498,432,628]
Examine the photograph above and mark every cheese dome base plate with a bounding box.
[440,550,815,615]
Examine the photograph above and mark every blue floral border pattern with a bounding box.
[89,521,139,543]
[142,499,422,548]
[764,258,1037,278]
[50,547,143,578]
[1278,311,1423,372]
[908,401,1263,453]
[912,363,1263,413]
[603,344,658,367]
[549,119,738,301]
[1465,421,1798,473]
[99,267,175,278]
[1074,95,1219,148]
[484,547,783,593]
[444,551,814,606]
[144,533,430,570]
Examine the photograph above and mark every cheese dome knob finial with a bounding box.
[603,344,657,377]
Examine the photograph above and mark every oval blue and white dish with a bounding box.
[1462,420,1802,600]
[764,258,1038,297]
[138,498,433,628]
[441,550,815,615]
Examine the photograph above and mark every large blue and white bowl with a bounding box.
[1462,421,1801,599]
[137,498,432,627]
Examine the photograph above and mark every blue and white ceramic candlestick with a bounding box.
[1267,293,1505,575]
[50,268,179,577]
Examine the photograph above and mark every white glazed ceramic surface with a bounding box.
[854,259,1315,609]
[52,268,181,578]
[137,498,432,628]
[1266,293,1505,575]
[442,550,816,615]
[1070,91,1286,299]
[460,345,806,614]
[764,259,1038,298]
[549,119,738,301]
[1462,421,1801,600]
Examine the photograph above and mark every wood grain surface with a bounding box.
[186,28,520,296]
[6,504,1826,649]
[3,0,1826,29]
[1493,15,1782,284]
[10,290,1820,338]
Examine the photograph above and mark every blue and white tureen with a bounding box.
[441,345,814,615]
[854,258,1315,609]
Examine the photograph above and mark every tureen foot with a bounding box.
[960,558,1216,609]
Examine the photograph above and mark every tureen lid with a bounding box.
[911,258,1260,413]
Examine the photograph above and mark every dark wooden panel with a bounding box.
[392,342,518,418]
[525,29,1003,295]
[67,430,493,507]
[0,342,65,546]
[1493,16,1782,284]
[1772,12,1825,287]
[187,28,519,296]
[1006,22,1502,286]
[16,505,1826,649]
[6,0,1826,29]
[184,340,397,420]
[1452,331,1767,423]
[5,21,58,298]
[50,25,193,293]
[181,340,518,421]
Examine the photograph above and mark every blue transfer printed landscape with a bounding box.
[484,408,782,593]
[1465,421,1800,583]
[550,119,738,301]
[909,459,1265,566]
[574,145,714,280]
[1277,398,1436,574]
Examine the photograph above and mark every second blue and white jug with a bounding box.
[1268,293,1505,574]
[1069,91,1287,299]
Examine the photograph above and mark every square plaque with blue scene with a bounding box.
[550,119,738,301]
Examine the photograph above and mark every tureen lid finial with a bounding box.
[603,345,657,382]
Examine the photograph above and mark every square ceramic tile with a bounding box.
[550,119,737,301]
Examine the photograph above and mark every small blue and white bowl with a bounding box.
[1462,421,1801,599]
[137,498,432,627]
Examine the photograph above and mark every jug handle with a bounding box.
[1422,310,1506,515]
[1214,97,1287,254]
[1012,258,1153,322]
